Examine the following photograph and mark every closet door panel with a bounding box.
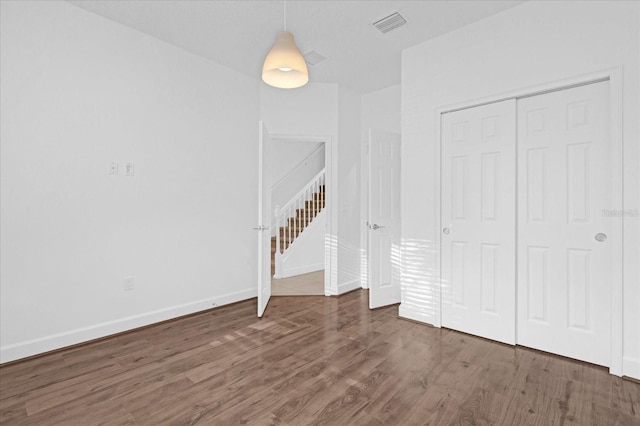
[516,81,611,367]
[441,100,516,345]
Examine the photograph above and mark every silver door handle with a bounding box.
[253,226,268,231]
[595,233,607,242]
[370,223,385,230]
[443,227,450,235]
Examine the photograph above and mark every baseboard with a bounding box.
[623,356,640,380]
[399,304,437,326]
[279,262,324,279]
[0,287,257,364]
[335,279,361,295]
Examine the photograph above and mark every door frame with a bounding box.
[434,67,624,375]
[360,135,369,289]
[267,133,337,296]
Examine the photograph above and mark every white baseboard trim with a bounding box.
[336,279,361,295]
[0,287,257,364]
[623,356,640,380]
[399,304,437,326]
[279,263,324,279]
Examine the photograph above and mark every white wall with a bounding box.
[336,87,363,294]
[271,141,324,214]
[361,85,401,139]
[279,211,326,278]
[401,0,640,378]
[260,83,339,137]
[0,1,259,363]
[360,85,401,287]
[271,141,322,187]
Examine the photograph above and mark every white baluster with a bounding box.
[275,169,326,256]
[276,218,281,254]
[288,204,292,249]
[308,187,311,227]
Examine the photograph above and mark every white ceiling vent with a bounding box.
[304,50,328,66]
[372,12,407,34]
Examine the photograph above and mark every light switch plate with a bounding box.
[109,162,118,175]
[125,162,135,176]
[124,276,134,291]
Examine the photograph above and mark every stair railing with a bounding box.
[274,168,325,268]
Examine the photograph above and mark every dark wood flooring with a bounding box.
[1,290,639,425]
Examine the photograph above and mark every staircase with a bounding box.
[271,170,325,277]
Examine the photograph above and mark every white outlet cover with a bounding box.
[109,162,118,175]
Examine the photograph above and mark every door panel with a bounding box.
[368,129,401,309]
[257,121,271,317]
[517,81,611,367]
[441,100,516,345]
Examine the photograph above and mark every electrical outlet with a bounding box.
[109,162,119,176]
[124,276,134,291]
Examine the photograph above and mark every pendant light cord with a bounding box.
[283,0,287,31]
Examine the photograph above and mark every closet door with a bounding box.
[441,100,516,345]
[517,81,611,367]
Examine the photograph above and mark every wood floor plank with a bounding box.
[1,289,638,426]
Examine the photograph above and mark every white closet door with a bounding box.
[517,81,611,367]
[441,99,516,345]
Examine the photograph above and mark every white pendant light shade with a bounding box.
[262,31,309,89]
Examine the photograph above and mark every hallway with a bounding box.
[271,270,324,296]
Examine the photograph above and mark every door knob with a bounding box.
[443,227,450,235]
[595,233,607,242]
[370,223,385,230]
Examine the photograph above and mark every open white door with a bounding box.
[256,121,271,317]
[368,129,401,309]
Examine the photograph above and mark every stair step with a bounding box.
[272,186,326,268]
[301,203,322,210]
[296,206,323,217]
[278,234,299,242]
[289,217,313,226]
[271,185,325,277]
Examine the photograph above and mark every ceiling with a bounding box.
[66,0,525,94]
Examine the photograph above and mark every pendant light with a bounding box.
[262,0,309,89]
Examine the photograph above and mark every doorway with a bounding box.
[270,138,326,296]
[256,122,336,317]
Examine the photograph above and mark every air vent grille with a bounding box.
[373,12,407,34]
[304,51,327,66]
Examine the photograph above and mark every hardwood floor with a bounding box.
[1,290,638,425]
